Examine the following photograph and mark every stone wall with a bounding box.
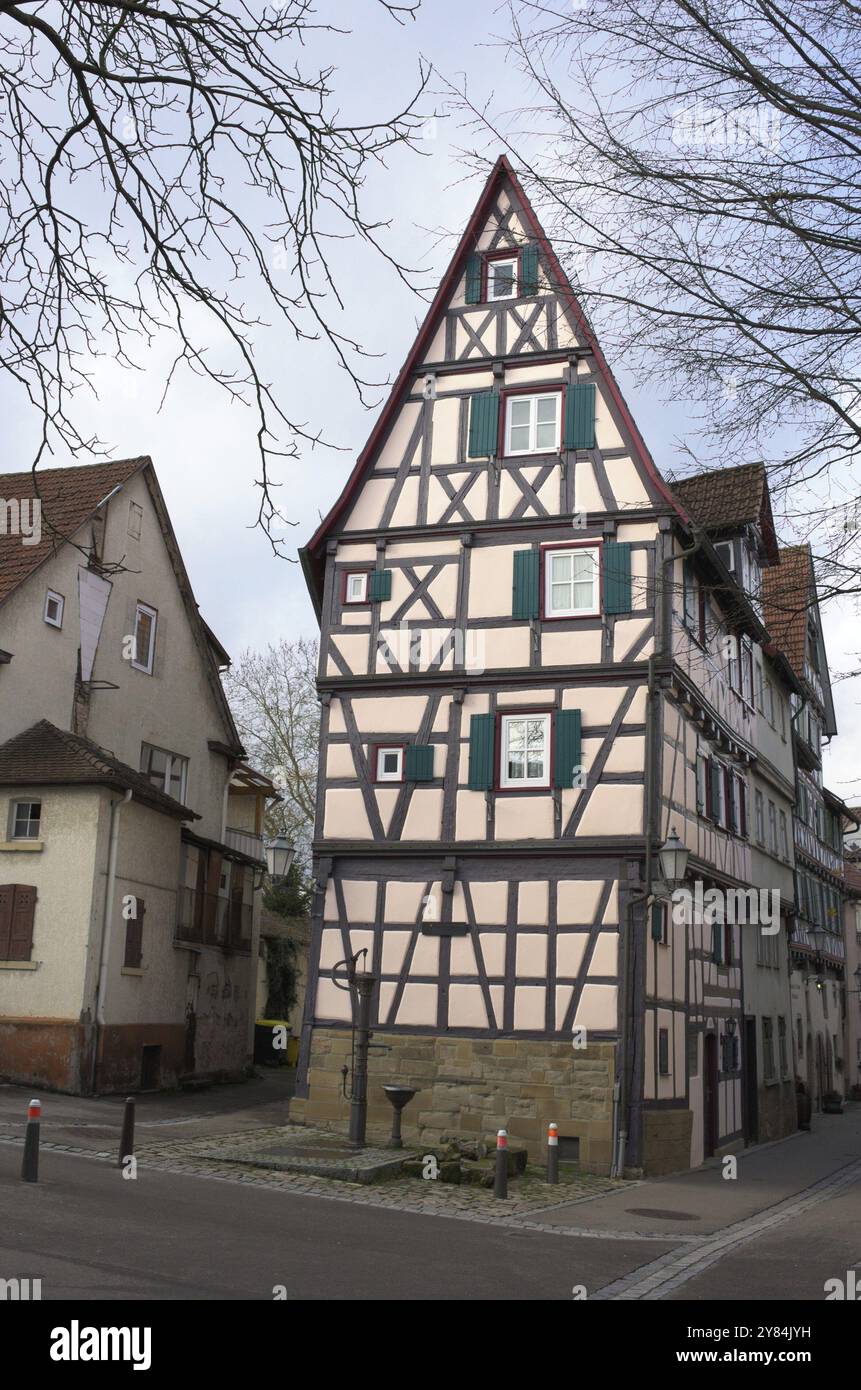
[290,1027,617,1173]
[756,1079,798,1143]
[642,1108,694,1176]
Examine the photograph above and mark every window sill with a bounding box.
[0,960,38,970]
[121,967,144,977]
[0,840,43,852]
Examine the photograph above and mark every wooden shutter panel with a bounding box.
[725,768,736,832]
[467,714,495,790]
[465,252,482,304]
[695,752,706,815]
[512,549,539,619]
[651,901,664,942]
[405,745,434,781]
[519,245,539,296]
[467,391,500,458]
[603,542,632,614]
[8,885,36,962]
[710,759,722,823]
[564,382,596,450]
[553,709,582,789]
[368,569,392,602]
[0,884,14,960]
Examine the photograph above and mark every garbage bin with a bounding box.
[254,1018,291,1065]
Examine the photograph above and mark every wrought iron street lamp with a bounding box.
[657,827,690,893]
[265,835,295,883]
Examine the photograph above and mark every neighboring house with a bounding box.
[0,458,275,1093]
[291,156,844,1174]
[762,547,849,1108]
[674,466,798,1145]
[843,853,861,1099]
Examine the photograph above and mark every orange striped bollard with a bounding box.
[547,1121,559,1184]
[494,1128,509,1199]
[21,1098,41,1183]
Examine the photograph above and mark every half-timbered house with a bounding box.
[294,157,808,1174]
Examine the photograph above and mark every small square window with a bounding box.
[344,572,369,605]
[11,801,41,840]
[505,392,561,455]
[500,712,551,790]
[132,602,157,674]
[44,590,64,628]
[488,257,517,300]
[375,746,403,783]
[544,546,600,618]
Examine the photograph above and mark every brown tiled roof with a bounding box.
[672,463,767,530]
[843,858,861,897]
[0,458,148,606]
[761,544,812,675]
[0,720,198,821]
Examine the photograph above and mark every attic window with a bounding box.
[132,602,157,674]
[128,501,143,540]
[343,571,369,605]
[374,746,403,783]
[44,590,64,629]
[488,257,517,301]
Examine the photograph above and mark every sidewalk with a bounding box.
[535,1104,861,1237]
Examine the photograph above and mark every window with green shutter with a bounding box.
[512,549,539,619]
[467,714,495,790]
[467,391,500,458]
[465,253,482,305]
[368,569,392,602]
[405,745,434,782]
[563,382,596,450]
[651,901,666,943]
[553,708,582,789]
[603,542,632,614]
[519,245,539,296]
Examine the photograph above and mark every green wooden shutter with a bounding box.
[512,549,539,619]
[405,744,434,781]
[603,542,632,614]
[651,901,664,942]
[368,569,392,602]
[553,709,582,789]
[465,253,482,304]
[467,391,500,458]
[467,714,495,790]
[564,382,596,450]
[519,245,539,296]
[710,758,722,824]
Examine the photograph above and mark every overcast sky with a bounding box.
[3,0,859,802]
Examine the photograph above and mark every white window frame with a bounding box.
[499,712,551,790]
[10,800,41,840]
[487,256,518,301]
[755,788,765,845]
[344,572,369,605]
[131,602,157,674]
[43,589,64,629]
[768,799,778,855]
[140,743,188,803]
[543,544,601,619]
[779,809,790,861]
[505,391,562,457]
[375,746,403,783]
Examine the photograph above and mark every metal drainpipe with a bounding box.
[90,788,133,1094]
[613,529,705,1177]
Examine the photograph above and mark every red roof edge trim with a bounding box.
[307,154,689,559]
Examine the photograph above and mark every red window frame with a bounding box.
[539,539,603,622]
[497,381,567,460]
[371,743,405,784]
[494,706,555,794]
[340,568,373,607]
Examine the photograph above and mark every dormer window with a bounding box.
[488,257,517,301]
[43,590,64,629]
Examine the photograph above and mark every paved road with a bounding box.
[0,1146,665,1300]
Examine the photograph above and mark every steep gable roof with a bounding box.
[0,720,198,820]
[0,458,147,605]
[301,154,689,610]
[672,462,778,562]
[0,458,243,755]
[761,545,812,675]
